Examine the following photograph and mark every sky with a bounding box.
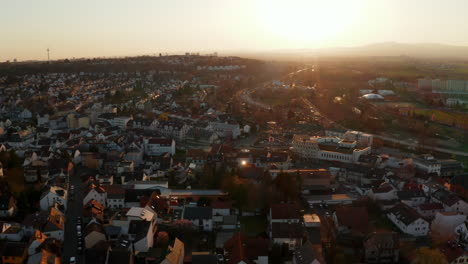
[1,0,468,61]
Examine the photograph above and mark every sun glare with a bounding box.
[256,0,360,46]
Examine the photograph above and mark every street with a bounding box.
[62,168,85,264]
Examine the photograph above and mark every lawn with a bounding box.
[240,216,268,235]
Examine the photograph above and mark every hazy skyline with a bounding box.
[2,0,468,61]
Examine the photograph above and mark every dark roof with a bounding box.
[270,203,301,220]
[105,184,126,199]
[239,166,264,179]
[334,206,369,234]
[293,241,322,264]
[418,202,444,211]
[124,189,154,203]
[432,189,462,206]
[192,254,218,264]
[183,206,213,221]
[84,248,108,264]
[128,220,151,242]
[223,232,269,264]
[306,227,322,245]
[397,190,426,200]
[271,222,303,239]
[148,138,173,146]
[451,174,468,189]
[107,249,132,264]
[2,242,26,257]
[84,222,105,236]
[388,203,424,225]
[364,232,399,250]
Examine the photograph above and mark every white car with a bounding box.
[69,257,76,264]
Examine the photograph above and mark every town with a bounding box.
[1,53,468,264]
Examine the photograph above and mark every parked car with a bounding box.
[69,257,76,264]
[217,254,224,263]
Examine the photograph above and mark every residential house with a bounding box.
[186,149,209,166]
[432,189,468,214]
[105,185,126,209]
[387,203,429,236]
[271,222,303,250]
[363,232,399,264]
[83,183,107,208]
[84,199,105,222]
[131,118,158,131]
[223,232,269,264]
[0,222,24,242]
[41,207,65,241]
[26,231,62,264]
[299,169,332,194]
[207,121,240,139]
[293,241,325,264]
[144,138,176,156]
[84,222,106,249]
[186,127,219,146]
[252,150,291,170]
[157,120,190,141]
[40,186,68,211]
[432,212,467,239]
[128,219,157,253]
[124,142,145,166]
[439,240,468,264]
[368,183,397,201]
[416,202,444,218]
[413,155,441,176]
[161,238,184,264]
[212,201,232,223]
[183,206,213,231]
[333,206,370,236]
[398,190,427,207]
[1,242,27,264]
[270,203,301,225]
[440,160,464,178]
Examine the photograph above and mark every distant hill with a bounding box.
[315,42,468,58]
[230,42,468,60]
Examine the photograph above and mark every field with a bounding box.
[414,109,468,128]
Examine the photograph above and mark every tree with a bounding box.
[274,172,299,202]
[413,247,448,264]
[197,197,212,207]
[200,163,215,188]
[155,231,169,247]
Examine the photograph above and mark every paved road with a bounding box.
[62,168,85,264]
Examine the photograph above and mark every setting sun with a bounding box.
[256,0,361,45]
